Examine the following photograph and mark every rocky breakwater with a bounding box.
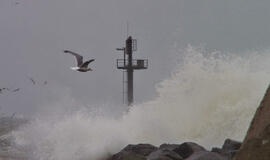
[107,84,270,160]
[106,139,241,160]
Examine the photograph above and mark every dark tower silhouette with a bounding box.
[116,36,148,106]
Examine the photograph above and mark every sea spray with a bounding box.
[12,46,270,160]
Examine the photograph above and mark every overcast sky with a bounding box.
[1,0,270,116]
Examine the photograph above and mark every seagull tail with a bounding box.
[70,67,79,70]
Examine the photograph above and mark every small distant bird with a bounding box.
[44,81,47,85]
[12,88,20,92]
[64,50,95,72]
[0,88,9,94]
[11,112,16,119]
[29,78,36,85]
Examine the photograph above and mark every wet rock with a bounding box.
[211,148,236,160]
[159,144,180,151]
[222,139,241,151]
[211,139,241,159]
[147,148,183,160]
[107,144,158,160]
[122,144,158,156]
[108,151,146,160]
[186,151,227,160]
[171,142,206,159]
[107,140,243,160]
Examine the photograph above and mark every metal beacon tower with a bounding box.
[116,36,148,106]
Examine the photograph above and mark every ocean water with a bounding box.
[12,46,270,160]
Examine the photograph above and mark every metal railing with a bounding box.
[117,59,148,70]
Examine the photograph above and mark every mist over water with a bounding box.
[12,46,270,160]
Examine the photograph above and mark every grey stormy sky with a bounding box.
[0,0,270,116]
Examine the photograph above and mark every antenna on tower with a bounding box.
[126,21,129,38]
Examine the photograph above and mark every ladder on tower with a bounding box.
[122,70,127,104]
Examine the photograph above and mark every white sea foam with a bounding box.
[12,46,270,160]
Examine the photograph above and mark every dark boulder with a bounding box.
[185,151,227,160]
[171,142,206,159]
[107,144,158,160]
[221,139,241,151]
[211,147,236,160]
[159,144,180,151]
[122,144,158,156]
[147,148,183,160]
[108,151,146,160]
[211,139,241,159]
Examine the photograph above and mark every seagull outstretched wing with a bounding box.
[64,50,83,67]
[81,59,95,68]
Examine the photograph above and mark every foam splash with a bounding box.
[12,46,270,160]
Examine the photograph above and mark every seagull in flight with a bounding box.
[12,88,20,92]
[64,50,95,72]
[29,77,36,85]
